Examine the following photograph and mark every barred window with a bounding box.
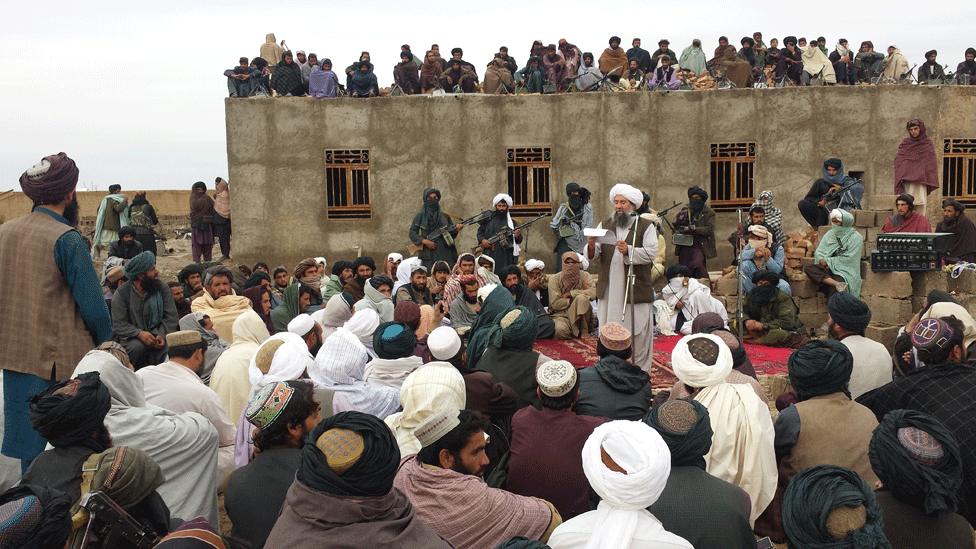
[943,139,976,205]
[324,149,371,220]
[709,142,755,212]
[506,147,553,216]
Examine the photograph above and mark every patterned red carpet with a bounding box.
[534,335,793,391]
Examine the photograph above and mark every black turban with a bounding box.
[177,263,205,284]
[944,198,966,212]
[870,409,962,516]
[0,484,72,549]
[824,157,843,171]
[353,256,376,271]
[244,270,271,289]
[741,36,755,47]
[967,47,976,57]
[827,292,872,335]
[925,289,957,308]
[665,264,691,279]
[788,340,853,400]
[644,399,713,469]
[783,35,798,46]
[566,182,581,195]
[369,275,394,291]
[925,49,937,58]
[29,372,111,451]
[331,260,353,277]
[18,152,79,205]
[687,186,708,200]
[499,264,522,284]
[297,411,400,497]
[783,465,890,548]
[751,270,781,286]
[373,321,418,359]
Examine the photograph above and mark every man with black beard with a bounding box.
[956,47,976,85]
[1,152,111,469]
[448,276,481,330]
[918,50,946,84]
[937,199,976,264]
[410,187,463,270]
[107,226,143,260]
[499,265,556,339]
[735,271,805,348]
[341,256,376,305]
[397,264,435,307]
[673,186,716,278]
[550,182,592,272]
[111,251,179,368]
[477,194,522,270]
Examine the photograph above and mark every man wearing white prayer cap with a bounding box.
[477,193,522,271]
[286,312,324,356]
[669,333,777,524]
[523,258,549,308]
[586,183,660,374]
[548,420,692,548]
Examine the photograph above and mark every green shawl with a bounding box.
[466,285,515,370]
[271,283,300,332]
[814,210,864,297]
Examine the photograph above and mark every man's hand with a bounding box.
[422,239,437,250]
[817,198,827,207]
[152,335,165,349]
[137,331,156,347]
[818,259,828,268]
[480,239,493,250]
[455,223,464,232]
[431,282,444,295]
[432,301,447,325]
[675,300,684,310]
[616,241,629,255]
[513,229,521,239]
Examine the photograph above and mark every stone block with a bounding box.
[791,278,818,299]
[911,270,948,296]
[861,270,912,298]
[724,295,739,314]
[864,295,913,325]
[865,322,901,353]
[786,258,802,269]
[796,296,819,314]
[817,225,830,241]
[866,227,881,243]
[854,210,876,228]
[799,311,827,331]
[947,271,976,295]
[911,296,926,313]
[713,277,740,296]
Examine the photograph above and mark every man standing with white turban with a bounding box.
[669,333,777,524]
[548,420,692,548]
[477,193,522,271]
[587,183,658,374]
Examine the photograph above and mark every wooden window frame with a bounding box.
[943,139,976,205]
[324,149,371,220]
[506,147,553,217]
[709,142,756,212]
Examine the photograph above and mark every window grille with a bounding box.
[506,147,553,216]
[709,142,756,212]
[943,139,976,205]
[324,149,371,220]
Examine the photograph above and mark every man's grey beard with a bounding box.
[613,211,633,228]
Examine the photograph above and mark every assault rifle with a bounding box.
[408,210,492,255]
[473,213,548,254]
[69,491,159,548]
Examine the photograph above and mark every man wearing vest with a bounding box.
[586,183,658,374]
[0,152,112,471]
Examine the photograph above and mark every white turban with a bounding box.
[828,208,844,224]
[608,183,643,208]
[580,420,672,549]
[477,283,498,303]
[747,225,772,247]
[671,333,733,388]
[492,193,513,207]
[248,332,313,388]
[491,193,519,257]
[286,313,316,337]
[344,308,380,346]
[314,256,327,269]
[387,252,404,263]
[576,252,590,271]
[524,259,545,272]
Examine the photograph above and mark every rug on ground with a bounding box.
[534,335,792,392]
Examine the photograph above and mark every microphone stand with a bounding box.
[620,212,647,368]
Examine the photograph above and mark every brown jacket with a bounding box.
[0,212,98,379]
[780,393,879,485]
[596,216,656,303]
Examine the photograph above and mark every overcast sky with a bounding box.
[1,1,973,191]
